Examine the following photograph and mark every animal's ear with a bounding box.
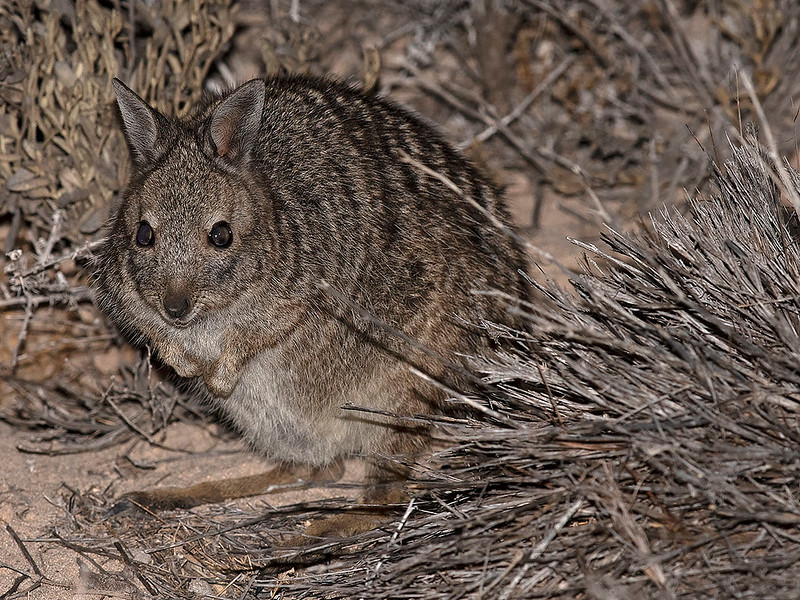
[208,79,266,165]
[112,78,170,168]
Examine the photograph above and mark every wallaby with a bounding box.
[95,74,528,532]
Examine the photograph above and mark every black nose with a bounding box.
[163,292,191,319]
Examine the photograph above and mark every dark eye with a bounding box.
[136,221,154,247]
[208,221,233,248]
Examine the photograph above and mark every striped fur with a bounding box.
[95,74,528,469]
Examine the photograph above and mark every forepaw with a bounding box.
[203,360,240,398]
[157,345,203,378]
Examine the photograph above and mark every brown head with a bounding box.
[96,79,275,338]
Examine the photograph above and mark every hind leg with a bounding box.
[108,459,344,515]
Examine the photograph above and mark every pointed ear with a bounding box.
[112,78,169,168]
[208,79,266,164]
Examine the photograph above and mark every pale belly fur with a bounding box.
[165,318,375,465]
[210,348,372,466]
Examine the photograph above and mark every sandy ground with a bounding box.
[0,416,367,597]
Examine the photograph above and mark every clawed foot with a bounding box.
[105,488,208,517]
[264,508,402,568]
[286,512,385,544]
[105,461,346,518]
[277,488,408,551]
